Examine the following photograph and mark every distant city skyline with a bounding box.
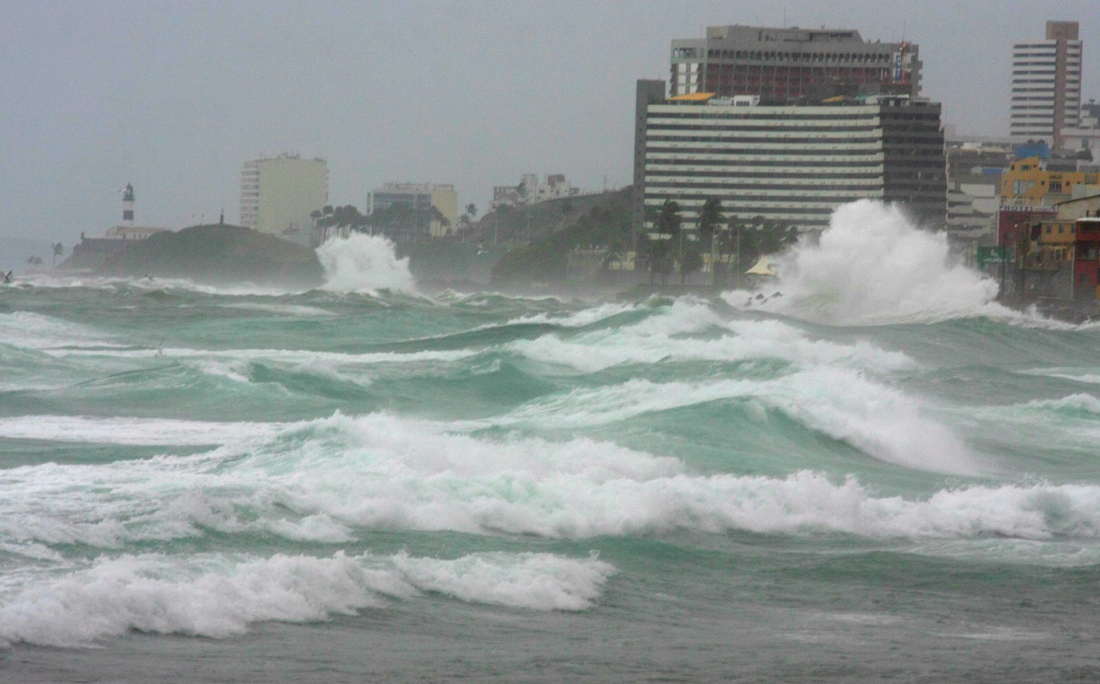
[1,0,1097,246]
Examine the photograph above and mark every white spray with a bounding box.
[315,233,415,294]
[734,200,1006,325]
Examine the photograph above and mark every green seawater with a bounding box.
[1,266,1100,682]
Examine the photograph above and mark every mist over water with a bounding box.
[2,201,1100,681]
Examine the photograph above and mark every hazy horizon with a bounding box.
[2,0,1097,249]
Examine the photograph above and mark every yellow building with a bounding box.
[1000,156,1097,205]
[239,155,328,236]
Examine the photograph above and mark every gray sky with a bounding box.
[1,0,1097,246]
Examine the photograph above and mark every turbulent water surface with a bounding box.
[2,203,1099,682]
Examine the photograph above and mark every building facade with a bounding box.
[1000,156,1099,205]
[944,140,1013,234]
[632,84,946,244]
[1010,21,1083,148]
[491,174,581,210]
[670,25,921,102]
[239,154,328,236]
[368,182,458,239]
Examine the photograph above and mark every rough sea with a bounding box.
[2,201,1099,682]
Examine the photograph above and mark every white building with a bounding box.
[239,154,328,236]
[491,174,580,210]
[1010,21,1083,148]
[632,81,946,241]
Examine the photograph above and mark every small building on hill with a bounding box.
[492,174,580,210]
[71,184,171,259]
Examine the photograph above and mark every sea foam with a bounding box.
[0,550,614,647]
[2,412,1097,549]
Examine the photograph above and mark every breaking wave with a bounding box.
[316,233,415,293]
[0,550,614,647]
[728,200,1009,325]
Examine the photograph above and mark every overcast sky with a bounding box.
[1,0,1097,246]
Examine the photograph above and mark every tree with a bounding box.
[643,200,682,284]
[655,199,681,238]
[697,198,723,286]
[52,242,64,267]
[697,198,722,245]
[678,239,704,285]
[26,255,43,267]
[466,203,478,220]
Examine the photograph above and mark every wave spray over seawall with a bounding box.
[752,200,1003,325]
[316,233,415,293]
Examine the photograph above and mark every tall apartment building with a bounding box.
[239,154,328,235]
[632,80,946,245]
[368,182,458,240]
[1010,21,1083,148]
[670,25,921,102]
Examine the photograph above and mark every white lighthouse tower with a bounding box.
[122,183,135,226]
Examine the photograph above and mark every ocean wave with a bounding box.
[3,413,1097,548]
[488,366,979,474]
[0,415,287,445]
[1018,393,1100,416]
[0,311,120,350]
[504,301,914,374]
[0,550,614,647]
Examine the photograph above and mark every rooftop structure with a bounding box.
[670,24,921,103]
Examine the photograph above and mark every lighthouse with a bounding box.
[122,183,135,226]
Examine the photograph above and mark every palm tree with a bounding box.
[656,199,681,237]
[679,239,703,285]
[51,242,64,267]
[466,203,478,220]
[650,200,681,284]
[697,199,722,286]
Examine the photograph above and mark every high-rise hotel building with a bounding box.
[670,25,922,102]
[1010,21,1082,148]
[632,81,946,244]
[239,154,328,235]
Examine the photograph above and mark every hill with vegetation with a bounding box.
[484,188,632,286]
[91,225,324,287]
